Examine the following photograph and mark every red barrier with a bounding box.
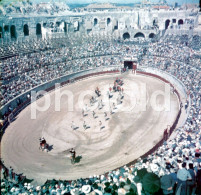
[137,71,181,102]
[122,71,182,167]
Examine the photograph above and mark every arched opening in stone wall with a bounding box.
[0,26,2,38]
[74,21,79,31]
[50,22,54,29]
[149,33,155,38]
[114,21,118,30]
[10,25,16,39]
[153,19,156,26]
[94,18,98,26]
[134,32,145,38]
[64,22,67,33]
[123,32,130,40]
[36,23,42,36]
[107,18,111,26]
[4,25,9,32]
[165,19,170,30]
[178,19,184,25]
[23,24,29,36]
[56,22,61,27]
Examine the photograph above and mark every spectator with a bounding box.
[176,162,192,194]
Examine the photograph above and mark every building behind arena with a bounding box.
[0,1,201,42]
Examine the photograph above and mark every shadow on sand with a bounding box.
[74,156,82,163]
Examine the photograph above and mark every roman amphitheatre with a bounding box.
[1,1,201,194]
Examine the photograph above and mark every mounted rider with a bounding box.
[69,148,76,164]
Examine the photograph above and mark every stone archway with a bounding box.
[4,25,9,32]
[123,32,130,40]
[178,19,184,25]
[134,32,145,38]
[107,18,111,26]
[36,23,42,36]
[0,26,2,38]
[10,25,16,39]
[153,19,157,26]
[94,18,98,26]
[23,24,29,36]
[64,22,68,33]
[149,33,155,38]
[165,19,170,30]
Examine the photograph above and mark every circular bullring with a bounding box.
[1,70,181,185]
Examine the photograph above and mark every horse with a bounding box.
[69,148,76,164]
[113,85,117,92]
[95,87,101,97]
[116,78,123,86]
[90,96,96,105]
[39,138,49,152]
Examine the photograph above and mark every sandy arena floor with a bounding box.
[1,72,179,184]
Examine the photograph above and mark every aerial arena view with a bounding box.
[0,0,201,194]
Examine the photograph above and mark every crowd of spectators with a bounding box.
[1,37,145,107]
[1,34,201,194]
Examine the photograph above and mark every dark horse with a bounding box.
[69,148,76,164]
[39,138,49,152]
[95,87,101,97]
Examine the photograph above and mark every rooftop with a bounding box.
[86,3,117,9]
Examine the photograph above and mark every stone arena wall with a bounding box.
[0,10,199,42]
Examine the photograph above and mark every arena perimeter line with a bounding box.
[1,73,179,185]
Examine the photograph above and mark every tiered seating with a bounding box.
[1,35,201,195]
